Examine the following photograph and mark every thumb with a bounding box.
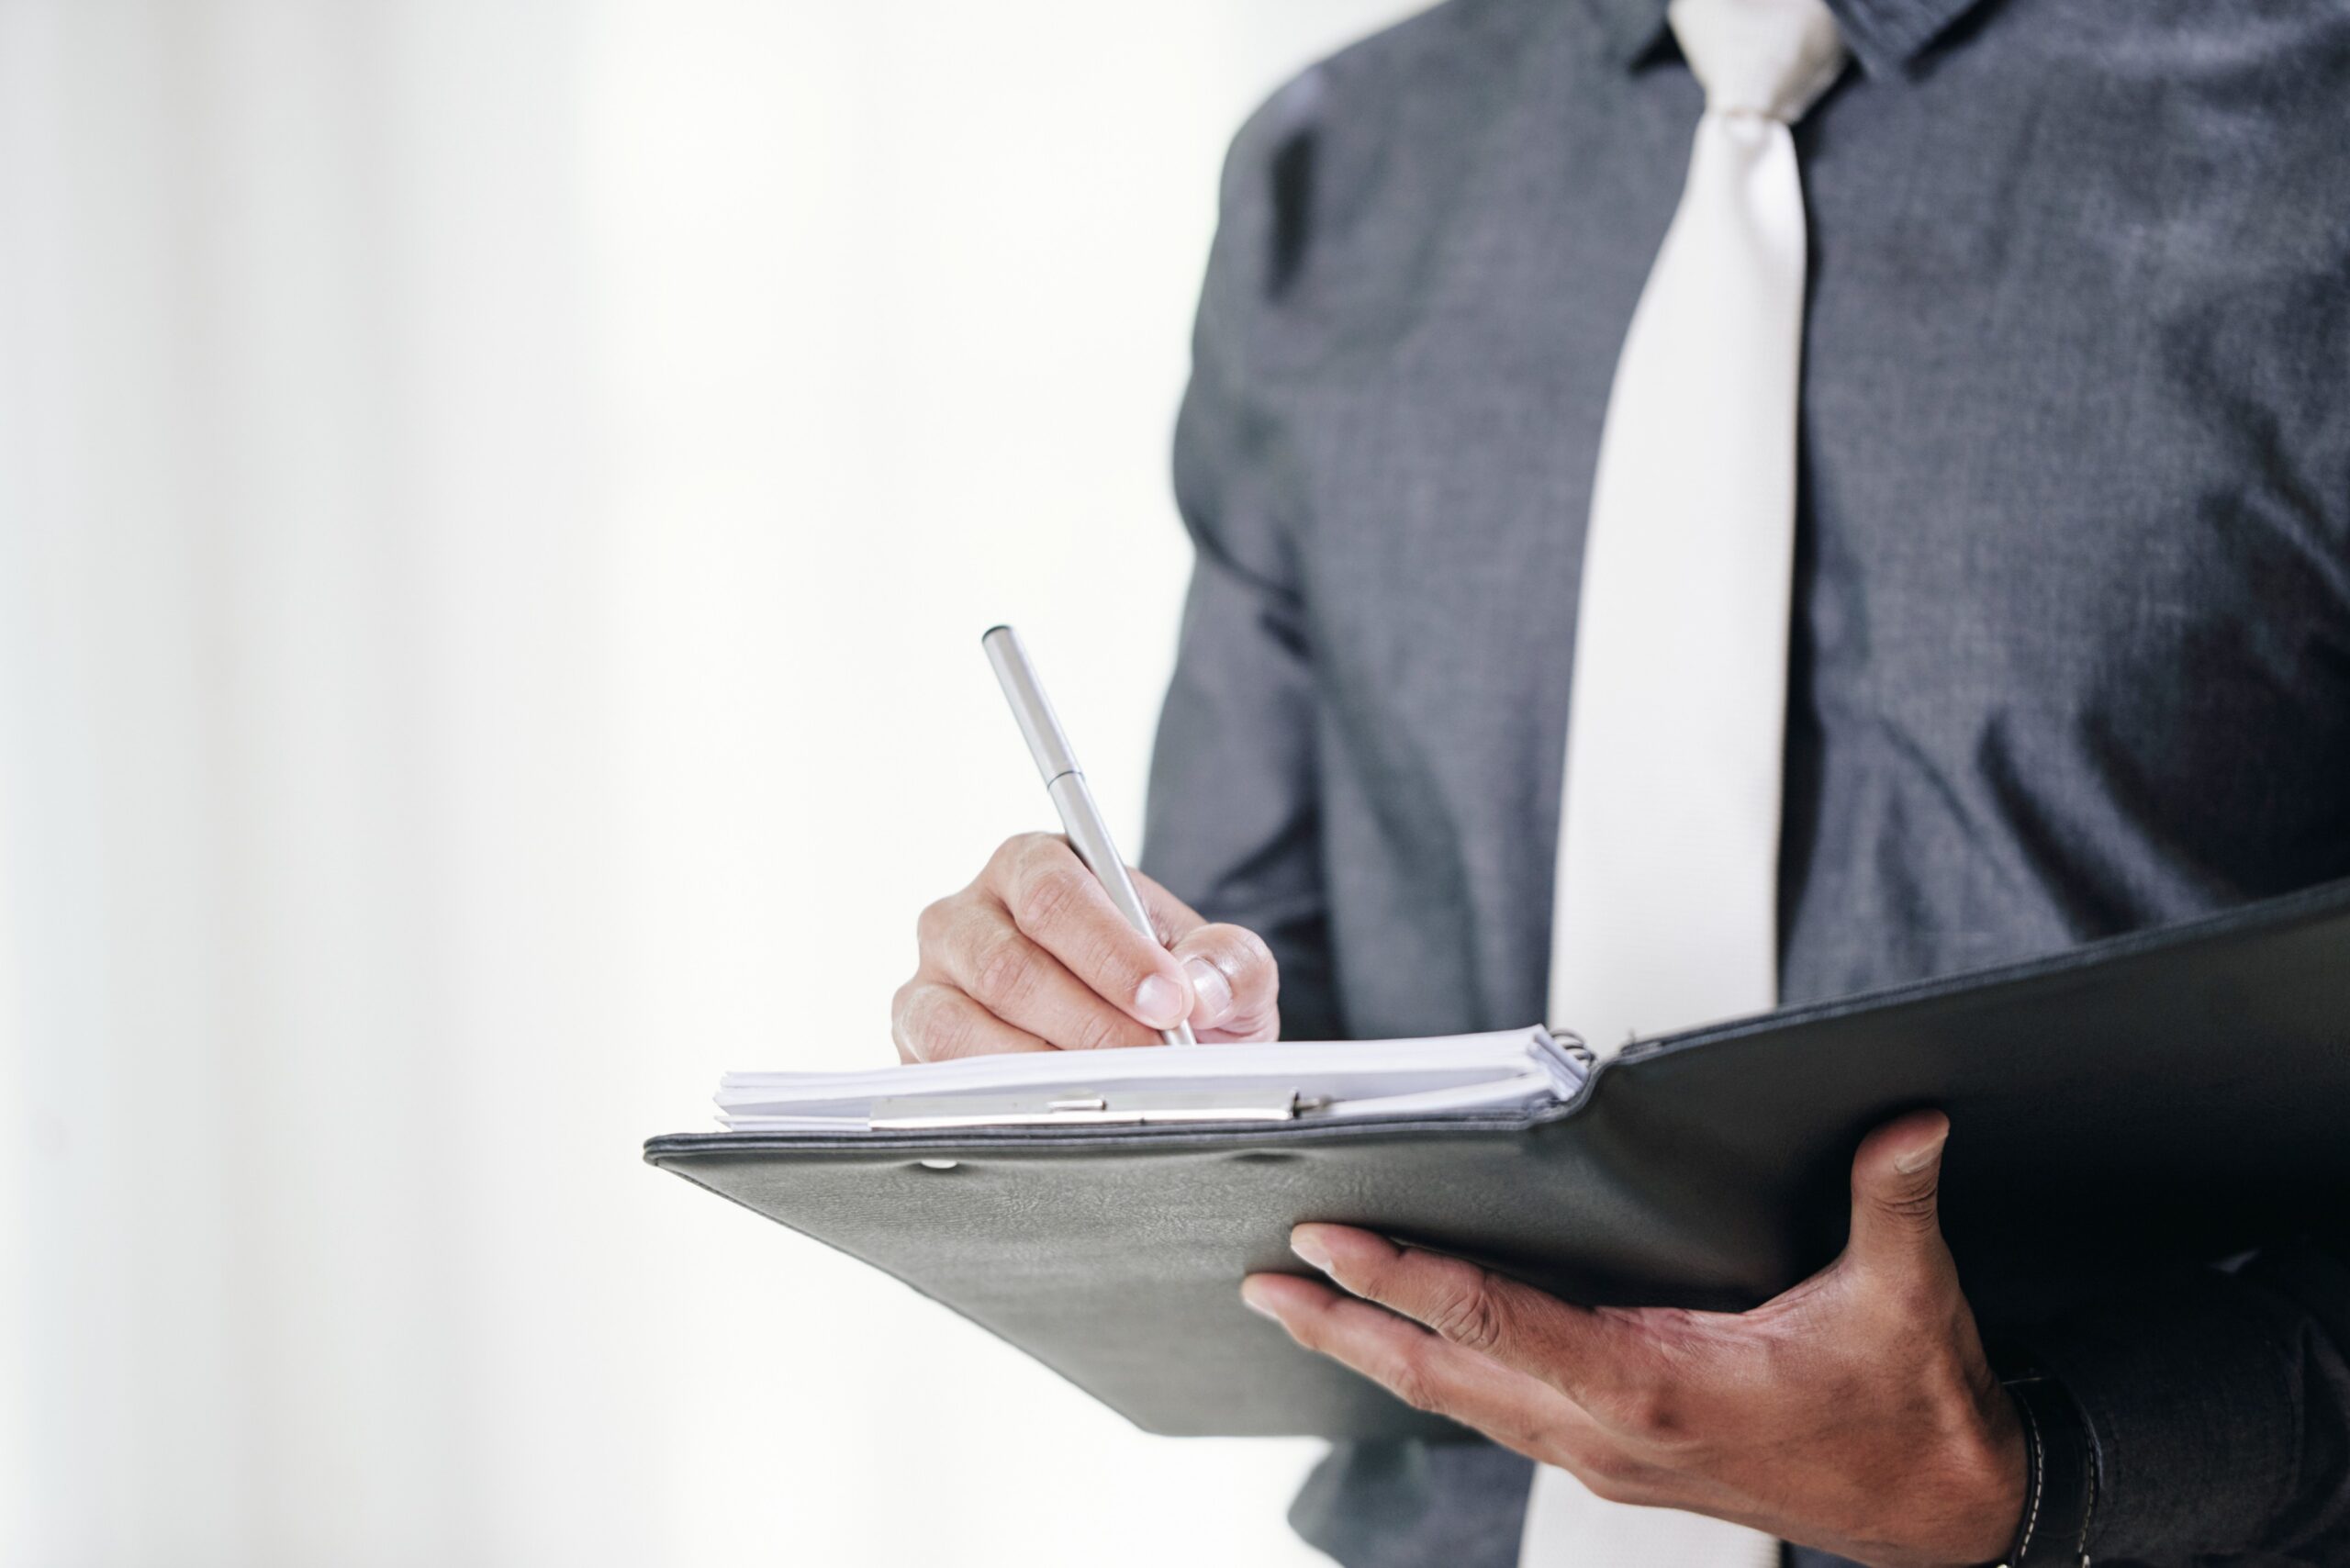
[1168,923,1280,1040]
[1845,1109,1954,1280]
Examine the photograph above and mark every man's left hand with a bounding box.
[1240,1111,2026,1568]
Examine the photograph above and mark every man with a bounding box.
[893,0,2350,1562]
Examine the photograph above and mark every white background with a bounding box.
[0,1,1425,1563]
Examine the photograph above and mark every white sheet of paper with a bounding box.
[713,1026,1586,1131]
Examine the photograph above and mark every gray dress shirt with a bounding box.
[1136,0,2350,1562]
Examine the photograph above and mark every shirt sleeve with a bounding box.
[2020,1228,2350,1562]
[1139,74,1340,1041]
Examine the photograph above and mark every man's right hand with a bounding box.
[893,832,1280,1061]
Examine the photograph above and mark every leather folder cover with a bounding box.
[643,879,2350,1440]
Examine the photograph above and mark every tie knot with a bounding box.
[1667,0,1849,123]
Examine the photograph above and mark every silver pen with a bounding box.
[981,624,1197,1047]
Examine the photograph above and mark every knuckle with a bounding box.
[1013,865,1090,934]
[967,924,1038,1011]
[1425,1273,1506,1354]
[988,832,1046,879]
[1221,924,1278,981]
[914,895,957,951]
[1384,1350,1444,1415]
[1278,1309,1328,1356]
[1879,1183,1942,1228]
[923,1003,979,1060]
[1599,1375,1681,1440]
[1077,930,1148,995]
[890,981,920,1058]
[1007,831,1069,884]
[1573,1449,1640,1503]
[899,986,970,1059]
[1069,1006,1133,1054]
[893,986,944,1058]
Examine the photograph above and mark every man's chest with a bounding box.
[1268,17,2350,970]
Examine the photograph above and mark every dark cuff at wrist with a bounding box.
[1997,1364,2098,1567]
[2017,1273,2300,1562]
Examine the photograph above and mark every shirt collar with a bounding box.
[1586,0,1995,80]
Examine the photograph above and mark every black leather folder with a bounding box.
[644,879,2350,1441]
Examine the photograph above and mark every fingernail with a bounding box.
[1240,1280,1282,1321]
[1291,1228,1334,1273]
[1895,1130,1949,1175]
[1133,973,1186,1029]
[1184,957,1234,1027]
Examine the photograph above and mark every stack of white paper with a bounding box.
[714,1026,1587,1132]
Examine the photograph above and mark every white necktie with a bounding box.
[1527,0,1846,1564]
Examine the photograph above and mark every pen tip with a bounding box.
[980,623,1013,644]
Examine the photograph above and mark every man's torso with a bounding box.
[1209,0,2350,1041]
